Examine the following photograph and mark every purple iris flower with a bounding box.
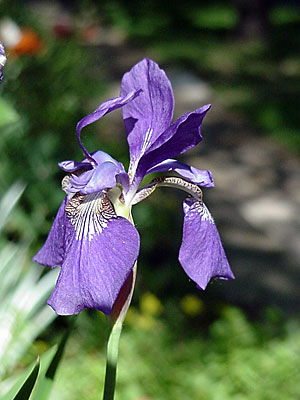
[0,41,6,82]
[34,59,234,316]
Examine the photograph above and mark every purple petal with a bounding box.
[47,214,140,315]
[146,159,214,187]
[33,198,71,267]
[59,150,121,173]
[76,90,142,163]
[116,172,130,194]
[70,161,125,194]
[120,58,174,172]
[136,105,211,178]
[0,41,6,82]
[59,160,92,173]
[179,198,234,290]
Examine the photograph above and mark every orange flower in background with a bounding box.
[0,18,43,56]
[11,28,42,55]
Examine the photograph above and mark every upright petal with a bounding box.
[146,159,214,187]
[179,198,234,290]
[47,192,140,315]
[136,105,211,179]
[33,198,70,267]
[120,58,174,173]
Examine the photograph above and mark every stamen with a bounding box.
[132,176,203,205]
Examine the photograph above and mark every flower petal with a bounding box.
[76,90,142,163]
[146,159,214,187]
[47,193,140,315]
[120,58,174,173]
[70,161,125,194]
[33,198,70,267]
[58,151,117,173]
[59,159,92,173]
[0,41,6,82]
[136,105,210,180]
[179,197,234,290]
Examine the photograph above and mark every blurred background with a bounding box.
[0,0,300,399]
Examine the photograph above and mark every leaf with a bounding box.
[0,181,26,231]
[13,358,40,400]
[1,358,40,400]
[31,317,75,400]
[1,347,57,400]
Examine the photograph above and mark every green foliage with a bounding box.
[186,4,239,30]
[0,3,105,244]
[3,358,40,400]
[0,184,58,386]
[48,305,300,400]
[2,347,57,400]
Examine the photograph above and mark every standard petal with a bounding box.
[33,198,70,267]
[146,159,214,187]
[47,193,140,315]
[120,58,174,172]
[136,105,210,178]
[179,198,234,290]
[76,90,142,162]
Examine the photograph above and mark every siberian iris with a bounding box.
[34,58,234,316]
[0,41,6,82]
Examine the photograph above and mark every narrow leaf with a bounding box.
[12,358,40,400]
[1,347,57,400]
[31,317,76,400]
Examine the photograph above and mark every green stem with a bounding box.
[102,264,137,400]
[102,319,122,400]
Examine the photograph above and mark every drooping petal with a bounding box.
[69,161,125,194]
[47,192,140,315]
[120,58,174,174]
[76,90,142,163]
[33,198,70,267]
[146,159,214,187]
[179,197,234,290]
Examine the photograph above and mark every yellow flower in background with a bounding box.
[181,295,204,316]
[140,292,163,317]
[125,293,163,330]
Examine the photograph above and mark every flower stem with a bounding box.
[102,264,137,400]
[102,319,122,400]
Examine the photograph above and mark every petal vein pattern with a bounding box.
[65,192,116,241]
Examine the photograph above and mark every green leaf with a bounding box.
[2,358,40,400]
[31,317,75,400]
[1,347,57,400]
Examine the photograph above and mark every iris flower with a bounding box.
[0,41,6,82]
[34,59,234,316]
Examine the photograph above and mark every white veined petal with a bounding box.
[65,191,116,241]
